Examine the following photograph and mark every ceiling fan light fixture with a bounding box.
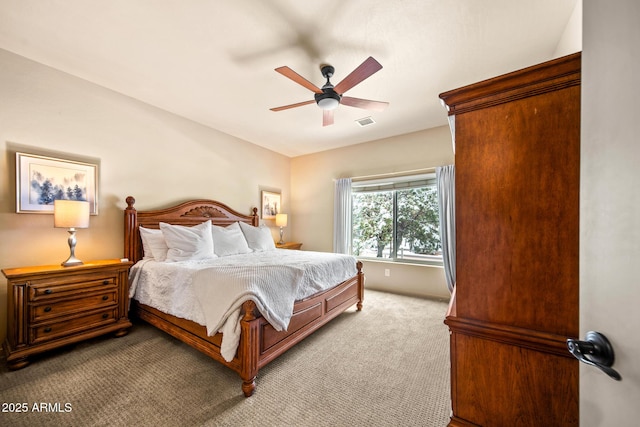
[315,92,341,110]
[317,97,340,110]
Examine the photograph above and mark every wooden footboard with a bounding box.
[131,261,363,396]
[239,263,363,396]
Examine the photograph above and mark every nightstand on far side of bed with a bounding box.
[2,259,133,370]
[276,242,302,250]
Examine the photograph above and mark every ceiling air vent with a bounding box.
[355,116,376,127]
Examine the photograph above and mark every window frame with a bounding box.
[350,173,443,267]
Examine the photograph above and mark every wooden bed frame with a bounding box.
[123,196,364,397]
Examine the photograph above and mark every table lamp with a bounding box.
[275,213,288,245]
[54,200,90,267]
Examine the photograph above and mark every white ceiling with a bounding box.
[0,0,578,157]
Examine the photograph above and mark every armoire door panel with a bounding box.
[452,333,578,427]
[455,86,580,336]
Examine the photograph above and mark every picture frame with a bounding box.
[261,190,281,219]
[16,152,99,214]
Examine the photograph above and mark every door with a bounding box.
[580,1,640,424]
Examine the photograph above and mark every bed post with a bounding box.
[239,300,260,397]
[251,207,259,227]
[124,196,138,262]
[356,261,364,311]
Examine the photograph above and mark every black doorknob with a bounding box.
[567,331,622,381]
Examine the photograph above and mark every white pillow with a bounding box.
[159,220,216,262]
[139,227,168,261]
[211,222,252,257]
[238,221,276,252]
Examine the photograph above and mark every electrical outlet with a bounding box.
[384,268,390,277]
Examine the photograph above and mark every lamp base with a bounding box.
[61,256,83,267]
[62,228,83,267]
[278,227,285,245]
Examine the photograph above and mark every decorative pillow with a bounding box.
[211,222,252,257]
[159,220,216,262]
[139,227,168,261]
[238,221,276,252]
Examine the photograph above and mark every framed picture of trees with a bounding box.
[16,152,98,214]
[261,190,280,219]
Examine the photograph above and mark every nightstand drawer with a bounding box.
[30,308,118,345]
[29,276,117,301]
[30,290,117,322]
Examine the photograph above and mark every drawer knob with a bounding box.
[102,313,109,319]
[44,327,52,333]
[44,289,53,295]
[102,295,109,301]
[44,306,52,312]
[103,280,110,285]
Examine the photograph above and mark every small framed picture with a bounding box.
[261,190,281,219]
[16,152,99,214]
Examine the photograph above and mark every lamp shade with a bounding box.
[317,97,340,110]
[54,200,90,229]
[275,213,288,227]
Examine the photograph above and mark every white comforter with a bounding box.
[129,250,357,361]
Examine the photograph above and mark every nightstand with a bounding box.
[2,259,133,369]
[276,242,302,250]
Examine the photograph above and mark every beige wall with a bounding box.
[553,0,582,58]
[290,126,454,300]
[0,49,290,343]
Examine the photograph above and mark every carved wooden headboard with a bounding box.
[123,196,259,263]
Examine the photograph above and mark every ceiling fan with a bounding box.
[270,56,389,126]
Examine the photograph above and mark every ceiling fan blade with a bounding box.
[333,57,383,94]
[270,99,316,111]
[323,109,334,126]
[341,96,389,112]
[275,66,323,93]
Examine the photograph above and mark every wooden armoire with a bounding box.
[439,53,581,426]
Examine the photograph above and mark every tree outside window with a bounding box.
[352,185,441,264]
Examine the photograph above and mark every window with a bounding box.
[351,174,442,265]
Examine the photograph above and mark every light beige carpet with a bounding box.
[0,289,450,426]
